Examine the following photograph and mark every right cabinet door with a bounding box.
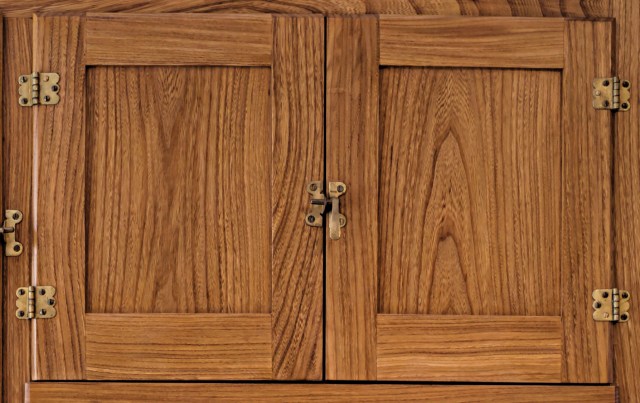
[326,16,615,383]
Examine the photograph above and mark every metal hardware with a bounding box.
[592,77,631,111]
[593,288,630,323]
[305,181,347,240]
[18,72,60,107]
[1,210,23,256]
[16,286,57,320]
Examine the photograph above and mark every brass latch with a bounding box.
[1,210,23,256]
[18,72,60,106]
[593,288,630,323]
[592,77,631,111]
[16,286,57,320]
[305,181,347,240]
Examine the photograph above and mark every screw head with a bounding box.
[48,298,55,306]
[622,291,630,299]
[51,85,59,92]
[17,289,25,296]
[43,95,51,102]
[17,310,25,318]
[337,185,345,193]
[594,301,602,309]
[309,183,317,191]
[602,291,609,298]
[13,244,21,252]
[42,75,49,82]
[622,80,630,88]
[39,288,46,296]
[20,97,28,105]
[621,313,629,321]
[12,212,20,220]
[622,103,630,110]
[307,215,315,223]
[603,80,610,87]
[39,309,47,316]
[603,100,610,107]
[19,76,27,83]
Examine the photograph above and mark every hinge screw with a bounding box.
[47,298,55,306]
[17,311,25,318]
[17,289,25,296]
[39,288,46,296]
[307,214,315,223]
[39,309,47,316]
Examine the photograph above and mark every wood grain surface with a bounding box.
[377,315,562,382]
[85,314,272,380]
[0,0,611,18]
[613,0,640,401]
[85,14,272,66]
[33,15,87,380]
[561,20,613,384]
[378,68,561,316]
[270,15,324,380]
[3,17,33,403]
[25,383,617,402]
[86,66,271,315]
[4,2,638,400]
[325,16,379,380]
[379,17,565,68]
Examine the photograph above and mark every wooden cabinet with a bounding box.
[1,4,636,402]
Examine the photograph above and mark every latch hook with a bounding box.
[305,181,347,240]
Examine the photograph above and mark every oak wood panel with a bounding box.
[561,20,613,384]
[377,315,562,382]
[378,68,561,317]
[85,14,272,66]
[0,1,611,18]
[25,383,617,403]
[613,1,640,401]
[270,15,324,380]
[325,16,378,381]
[379,17,565,68]
[86,66,271,314]
[33,15,86,380]
[85,314,272,380]
[2,17,32,403]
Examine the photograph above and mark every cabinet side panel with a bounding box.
[613,0,640,401]
[3,16,32,402]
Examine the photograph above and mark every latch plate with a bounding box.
[16,286,57,320]
[593,288,630,322]
[19,72,60,107]
[592,77,631,111]
[2,210,23,257]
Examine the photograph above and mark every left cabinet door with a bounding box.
[31,13,324,381]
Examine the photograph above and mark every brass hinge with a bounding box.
[18,72,60,107]
[15,286,57,320]
[593,289,630,323]
[1,210,23,256]
[305,181,347,240]
[592,77,631,111]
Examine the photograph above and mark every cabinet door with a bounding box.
[32,13,324,381]
[326,16,614,383]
